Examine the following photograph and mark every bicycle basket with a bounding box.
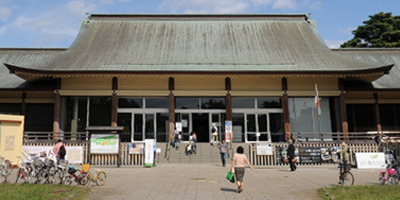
[345,164,352,172]
[82,164,91,172]
[44,158,54,167]
[33,159,44,168]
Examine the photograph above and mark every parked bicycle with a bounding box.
[15,156,32,184]
[0,157,13,183]
[79,164,106,187]
[64,166,87,185]
[379,165,397,185]
[338,161,354,186]
[52,160,68,184]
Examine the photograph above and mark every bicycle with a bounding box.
[52,160,68,184]
[79,164,106,187]
[0,157,13,183]
[338,161,354,186]
[379,165,397,185]
[15,156,32,184]
[64,166,87,185]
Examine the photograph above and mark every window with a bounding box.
[258,98,282,108]
[380,104,400,131]
[175,97,199,109]
[66,97,87,132]
[232,98,254,108]
[89,97,112,126]
[119,98,143,108]
[201,97,225,109]
[347,104,376,132]
[146,98,169,108]
[25,104,53,131]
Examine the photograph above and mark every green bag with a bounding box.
[226,171,235,183]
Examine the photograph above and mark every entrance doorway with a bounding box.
[192,113,209,142]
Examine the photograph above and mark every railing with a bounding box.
[24,132,89,142]
[250,141,380,167]
[23,141,144,167]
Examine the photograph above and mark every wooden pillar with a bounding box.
[111,77,118,127]
[374,92,382,133]
[339,79,349,140]
[225,77,232,121]
[53,78,61,140]
[168,77,175,142]
[21,92,26,115]
[282,78,291,141]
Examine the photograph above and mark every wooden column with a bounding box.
[282,78,291,141]
[225,77,232,121]
[339,79,349,140]
[374,93,382,133]
[168,77,175,143]
[53,79,61,140]
[111,77,118,127]
[21,92,26,115]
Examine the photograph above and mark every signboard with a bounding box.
[144,139,154,167]
[175,122,182,132]
[129,143,144,154]
[356,152,385,169]
[256,143,273,155]
[90,134,119,154]
[22,146,83,164]
[276,146,299,164]
[225,120,232,142]
[299,147,321,164]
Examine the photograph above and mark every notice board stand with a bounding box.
[86,126,124,167]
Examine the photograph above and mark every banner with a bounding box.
[356,152,385,169]
[225,120,232,142]
[22,146,83,164]
[90,134,119,154]
[144,139,154,167]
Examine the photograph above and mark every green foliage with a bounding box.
[0,184,90,200]
[318,185,400,200]
[341,12,400,48]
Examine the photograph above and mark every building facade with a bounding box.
[0,14,399,144]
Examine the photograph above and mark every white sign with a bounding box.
[22,146,83,164]
[175,122,182,132]
[144,139,154,167]
[355,152,386,169]
[90,134,119,154]
[225,120,232,142]
[256,143,273,155]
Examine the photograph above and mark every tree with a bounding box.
[341,12,400,48]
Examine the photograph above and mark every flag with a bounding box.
[315,84,321,116]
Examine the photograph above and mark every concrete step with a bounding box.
[156,142,251,164]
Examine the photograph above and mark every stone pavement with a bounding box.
[85,164,380,200]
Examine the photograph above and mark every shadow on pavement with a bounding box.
[220,188,237,193]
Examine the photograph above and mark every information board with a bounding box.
[299,147,321,164]
[90,134,119,154]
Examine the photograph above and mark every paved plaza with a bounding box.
[85,164,379,200]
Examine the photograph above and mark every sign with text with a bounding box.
[356,152,385,169]
[90,134,119,154]
[256,143,273,155]
[225,120,232,142]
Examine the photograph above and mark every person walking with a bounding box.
[211,123,218,145]
[217,139,229,167]
[231,146,253,193]
[287,140,297,172]
[52,139,67,164]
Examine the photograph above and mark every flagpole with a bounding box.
[315,84,322,141]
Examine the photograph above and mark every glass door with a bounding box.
[175,113,190,141]
[245,113,272,142]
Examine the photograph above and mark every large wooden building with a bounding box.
[1,14,399,144]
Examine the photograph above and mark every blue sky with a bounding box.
[0,0,399,48]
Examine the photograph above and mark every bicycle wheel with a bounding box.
[340,172,354,186]
[64,176,75,185]
[53,169,65,184]
[79,173,90,186]
[1,168,12,183]
[15,168,22,184]
[388,175,397,185]
[379,173,386,185]
[95,171,107,186]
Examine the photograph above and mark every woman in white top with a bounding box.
[231,146,253,193]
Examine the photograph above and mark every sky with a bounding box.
[0,0,399,49]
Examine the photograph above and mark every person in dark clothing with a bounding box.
[287,140,297,172]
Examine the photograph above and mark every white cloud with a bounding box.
[0,0,12,22]
[272,0,297,10]
[340,26,356,36]
[324,40,345,49]
[159,0,250,13]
